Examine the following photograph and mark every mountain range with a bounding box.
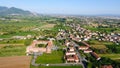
[0,6,37,16]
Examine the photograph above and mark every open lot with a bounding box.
[0,56,31,68]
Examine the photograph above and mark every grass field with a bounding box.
[30,65,82,68]
[88,40,113,45]
[88,40,113,50]
[39,24,56,30]
[91,45,107,49]
[0,44,24,48]
[83,26,120,33]
[99,54,120,60]
[0,46,26,57]
[0,39,25,49]
[0,31,36,38]
[0,39,25,44]
[35,50,64,64]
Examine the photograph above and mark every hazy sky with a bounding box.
[0,0,120,15]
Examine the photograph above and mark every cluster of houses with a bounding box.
[95,32,120,44]
[57,23,114,67]
[58,24,102,61]
[26,40,53,55]
[64,40,101,62]
[64,42,79,63]
[66,23,120,44]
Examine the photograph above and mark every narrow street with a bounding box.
[71,41,86,68]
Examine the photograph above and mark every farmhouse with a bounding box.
[65,55,79,63]
[101,65,113,68]
[26,40,53,55]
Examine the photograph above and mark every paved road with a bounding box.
[48,63,82,66]
[71,41,86,68]
[31,55,40,66]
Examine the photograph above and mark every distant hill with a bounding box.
[0,6,37,16]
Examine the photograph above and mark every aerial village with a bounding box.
[25,22,120,68]
[0,1,120,68]
[0,15,120,68]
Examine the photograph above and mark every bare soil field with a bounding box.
[0,56,31,68]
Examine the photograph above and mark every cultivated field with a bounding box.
[39,24,56,29]
[91,45,107,49]
[0,56,31,68]
[99,54,120,60]
[0,46,26,57]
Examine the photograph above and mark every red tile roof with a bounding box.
[47,41,53,48]
[74,55,79,60]
[91,52,101,60]
[81,41,90,47]
[101,65,113,68]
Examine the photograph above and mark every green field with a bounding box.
[0,45,26,57]
[88,40,114,45]
[35,50,64,64]
[0,17,47,38]
[0,39,25,44]
[30,65,82,68]
[83,26,120,33]
[99,54,120,60]
[91,45,107,49]
[0,39,32,47]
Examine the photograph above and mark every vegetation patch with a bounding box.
[88,40,114,45]
[36,44,46,47]
[35,50,64,64]
[99,54,120,60]
[39,24,56,30]
[0,45,26,57]
[30,65,82,68]
[0,39,25,44]
[91,45,107,49]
